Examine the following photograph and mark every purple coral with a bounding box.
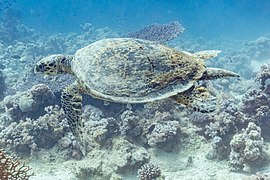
[126,21,184,43]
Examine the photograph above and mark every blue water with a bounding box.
[4,0,270,39]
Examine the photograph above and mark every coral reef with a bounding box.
[201,64,270,163]
[146,120,181,151]
[3,84,55,121]
[0,149,33,179]
[118,108,182,152]
[243,37,270,62]
[72,138,150,180]
[126,21,184,43]
[241,64,270,124]
[1,12,270,178]
[137,163,164,180]
[0,105,67,156]
[229,122,265,171]
[119,110,142,140]
[0,70,6,99]
[255,63,270,93]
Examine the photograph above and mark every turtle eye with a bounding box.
[38,64,44,69]
[34,63,45,73]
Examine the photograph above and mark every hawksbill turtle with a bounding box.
[34,38,239,145]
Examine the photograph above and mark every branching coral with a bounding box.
[0,149,33,180]
[137,163,164,180]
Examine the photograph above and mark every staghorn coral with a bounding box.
[137,163,164,180]
[229,122,265,171]
[0,149,33,180]
[126,21,184,43]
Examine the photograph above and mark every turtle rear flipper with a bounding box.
[61,82,86,155]
[172,85,216,113]
[194,50,222,60]
[200,68,240,80]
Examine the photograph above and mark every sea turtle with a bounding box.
[34,38,239,144]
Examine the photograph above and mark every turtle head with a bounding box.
[34,54,73,75]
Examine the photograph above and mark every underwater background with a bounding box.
[1,0,270,179]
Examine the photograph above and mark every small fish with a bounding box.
[228,57,233,63]
[11,54,21,59]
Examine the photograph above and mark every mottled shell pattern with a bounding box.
[72,38,205,103]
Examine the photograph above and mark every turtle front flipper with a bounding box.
[172,85,216,113]
[61,82,85,154]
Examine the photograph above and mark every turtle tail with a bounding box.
[200,68,240,80]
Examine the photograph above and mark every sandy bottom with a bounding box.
[27,140,266,180]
